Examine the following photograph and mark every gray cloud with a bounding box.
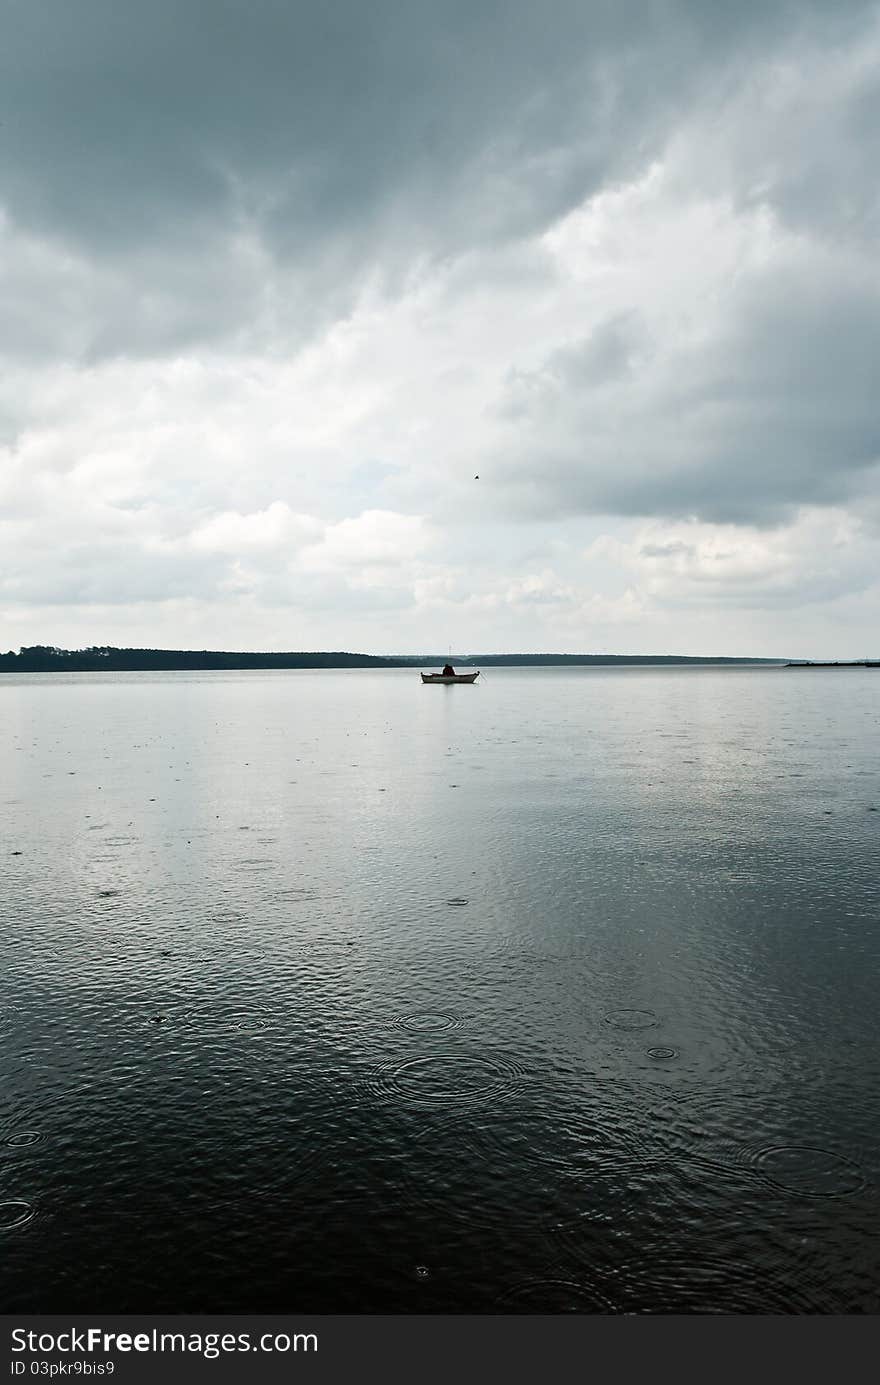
[2,2,623,249]
[492,257,880,526]
[2,1,874,363]
[0,538,227,606]
[500,312,649,418]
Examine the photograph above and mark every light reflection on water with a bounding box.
[0,666,878,1312]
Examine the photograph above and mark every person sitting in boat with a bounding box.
[441,663,455,676]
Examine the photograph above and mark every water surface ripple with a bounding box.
[1,665,878,1311]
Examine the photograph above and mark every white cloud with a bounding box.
[189,502,320,554]
[299,510,434,580]
[588,509,876,609]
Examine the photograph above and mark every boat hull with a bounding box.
[420,672,480,683]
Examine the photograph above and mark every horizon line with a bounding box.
[1,643,792,662]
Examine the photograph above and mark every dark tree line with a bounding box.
[0,645,785,672]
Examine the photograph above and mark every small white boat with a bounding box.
[421,670,480,684]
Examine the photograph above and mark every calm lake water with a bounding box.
[1,666,878,1313]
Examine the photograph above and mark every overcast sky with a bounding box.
[2,0,879,656]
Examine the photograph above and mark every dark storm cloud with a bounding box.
[2,2,872,341]
[2,0,628,250]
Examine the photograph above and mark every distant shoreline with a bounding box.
[0,645,790,673]
[784,660,879,669]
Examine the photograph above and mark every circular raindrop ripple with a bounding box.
[137,1003,273,1035]
[230,1013,273,1033]
[0,1201,35,1230]
[495,1278,620,1313]
[4,1132,44,1149]
[170,1007,275,1035]
[401,1110,649,1232]
[751,1145,866,1199]
[551,1157,838,1313]
[294,936,362,955]
[646,1046,679,1061]
[367,1053,525,1109]
[604,1009,658,1030]
[393,1011,465,1035]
